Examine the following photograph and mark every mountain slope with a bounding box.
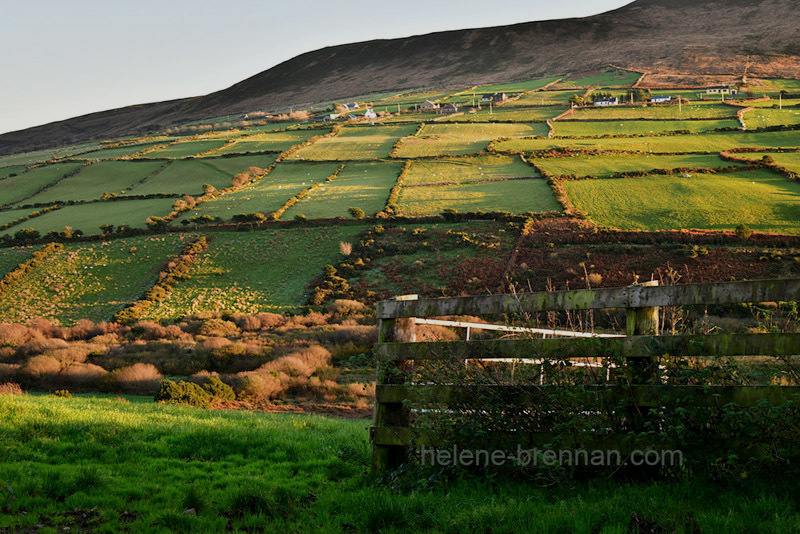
[3,0,799,156]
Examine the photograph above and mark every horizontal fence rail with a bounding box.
[377,278,800,319]
[376,333,800,362]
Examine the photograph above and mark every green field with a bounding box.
[0,141,103,167]
[291,125,418,160]
[284,162,402,219]
[132,160,233,195]
[142,139,228,159]
[0,236,186,324]
[25,161,166,204]
[202,154,278,175]
[0,245,34,276]
[0,165,26,179]
[495,129,800,153]
[553,119,739,137]
[564,169,800,233]
[143,226,364,316]
[572,103,737,120]
[437,107,558,122]
[2,198,175,236]
[396,123,548,157]
[178,162,340,221]
[376,89,456,110]
[404,154,536,185]
[734,151,800,171]
[508,90,584,106]
[75,140,174,160]
[398,177,560,215]
[471,76,562,94]
[554,69,641,89]
[1,162,85,206]
[0,208,36,230]
[743,108,800,128]
[2,394,799,532]
[535,153,741,178]
[210,129,322,155]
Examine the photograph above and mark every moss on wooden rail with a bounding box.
[375,333,800,361]
[376,278,800,319]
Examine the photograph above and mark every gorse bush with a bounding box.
[155,376,236,407]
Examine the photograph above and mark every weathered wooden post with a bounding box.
[371,295,417,475]
[626,280,660,433]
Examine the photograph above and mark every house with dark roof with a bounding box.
[480,92,508,103]
[436,103,459,114]
[706,86,738,95]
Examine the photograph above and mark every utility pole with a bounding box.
[679,96,682,114]
[780,93,783,110]
[490,101,493,115]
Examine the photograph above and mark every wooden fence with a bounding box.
[370,279,800,474]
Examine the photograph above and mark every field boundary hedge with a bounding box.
[271,164,345,220]
[6,162,92,208]
[0,242,63,295]
[112,237,209,324]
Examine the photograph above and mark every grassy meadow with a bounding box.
[131,160,234,196]
[552,119,739,137]
[76,140,174,160]
[396,123,547,157]
[143,226,364,317]
[0,236,187,324]
[403,154,536,185]
[564,169,800,233]
[210,129,322,155]
[0,162,85,206]
[290,125,417,160]
[2,394,798,533]
[534,153,741,178]
[3,198,176,236]
[283,162,402,219]
[25,161,166,203]
[495,129,800,153]
[142,139,228,159]
[179,162,340,220]
[398,177,560,216]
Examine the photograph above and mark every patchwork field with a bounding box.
[564,169,800,233]
[534,153,741,178]
[178,162,340,221]
[76,140,175,160]
[0,162,85,206]
[0,245,34,276]
[209,129,322,155]
[142,139,228,159]
[283,161,402,219]
[398,176,559,215]
[554,69,641,89]
[0,166,27,179]
[403,154,536,185]
[733,151,800,170]
[0,141,103,167]
[552,119,739,137]
[25,161,166,204]
[508,90,584,106]
[743,108,800,128]
[290,125,417,160]
[495,129,800,153]
[2,198,176,236]
[143,226,365,317]
[572,103,737,120]
[396,123,548,157]
[438,107,557,122]
[0,236,187,324]
[131,160,233,195]
[202,154,278,175]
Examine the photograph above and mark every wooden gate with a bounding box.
[370,279,800,474]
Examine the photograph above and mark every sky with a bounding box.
[0,0,633,134]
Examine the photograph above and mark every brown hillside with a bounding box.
[2,0,799,155]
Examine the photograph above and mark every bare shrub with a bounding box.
[317,325,376,346]
[69,319,103,340]
[416,324,461,342]
[339,242,353,256]
[0,363,20,378]
[201,337,232,350]
[58,363,107,387]
[256,346,331,378]
[587,273,603,287]
[326,299,366,317]
[17,338,69,357]
[28,318,63,339]
[0,324,32,346]
[198,318,240,337]
[43,345,92,366]
[235,373,284,401]
[0,382,23,395]
[110,363,162,394]
[21,355,61,378]
[257,313,286,330]
[133,321,185,340]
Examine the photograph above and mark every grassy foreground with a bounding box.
[1,394,800,533]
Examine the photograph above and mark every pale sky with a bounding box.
[0,1,632,134]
